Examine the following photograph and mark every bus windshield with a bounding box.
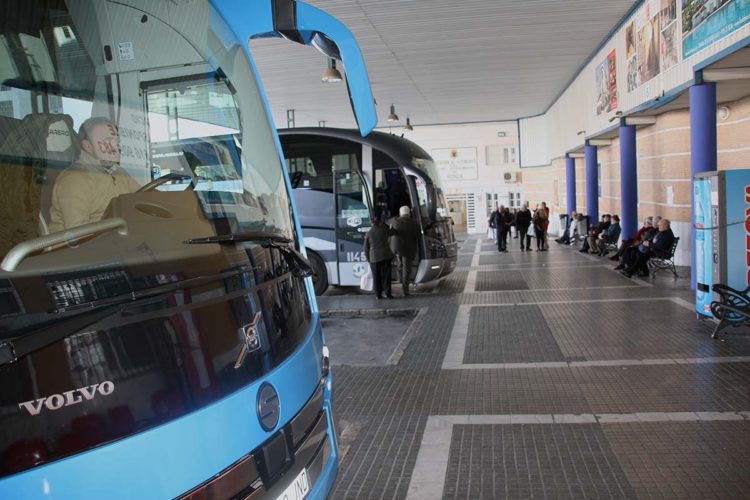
[411,157,449,220]
[0,3,296,329]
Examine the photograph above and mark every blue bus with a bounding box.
[0,0,375,498]
[280,128,458,295]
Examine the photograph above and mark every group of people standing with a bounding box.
[363,205,420,299]
[488,202,550,252]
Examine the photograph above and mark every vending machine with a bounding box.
[693,169,750,316]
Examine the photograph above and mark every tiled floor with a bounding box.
[319,235,750,499]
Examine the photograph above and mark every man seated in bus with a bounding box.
[48,117,141,233]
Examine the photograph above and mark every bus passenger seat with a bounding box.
[0,113,78,256]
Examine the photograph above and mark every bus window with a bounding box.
[286,156,332,192]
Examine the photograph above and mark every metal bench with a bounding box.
[710,284,750,339]
[647,237,679,278]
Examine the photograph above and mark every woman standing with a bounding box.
[363,217,394,299]
[541,201,550,250]
[532,204,548,252]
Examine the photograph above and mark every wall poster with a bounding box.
[626,0,680,91]
[595,49,618,115]
[682,0,750,58]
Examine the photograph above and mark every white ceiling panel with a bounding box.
[249,0,638,129]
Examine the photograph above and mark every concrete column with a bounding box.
[565,155,576,216]
[619,124,638,240]
[585,143,599,222]
[689,83,717,289]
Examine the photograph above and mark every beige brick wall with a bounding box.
[522,94,750,227]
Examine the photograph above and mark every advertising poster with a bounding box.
[660,0,680,70]
[625,22,638,91]
[724,170,750,291]
[627,0,680,91]
[431,147,478,181]
[682,0,750,58]
[693,177,712,315]
[595,50,618,115]
[637,7,661,84]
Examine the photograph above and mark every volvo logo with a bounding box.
[257,382,280,431]
[18,381,115,416]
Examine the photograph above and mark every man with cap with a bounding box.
[389,205,420,296]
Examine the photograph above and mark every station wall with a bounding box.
[522,94,750,266]
[402,122,520,233]
[518,0,750,266]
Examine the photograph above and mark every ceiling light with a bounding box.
[387,104,399,122]
[321,58,342,83]
[404,117,413,131]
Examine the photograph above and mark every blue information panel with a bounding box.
[694,176,713,316]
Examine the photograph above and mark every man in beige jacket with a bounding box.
[48,117,140,233]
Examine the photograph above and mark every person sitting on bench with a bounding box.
[621,218,674,278]
[590,214,620,256]
[555,210,577,245]
[580,214,610,253]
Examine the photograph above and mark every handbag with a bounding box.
[487,227,496,240]
[360,267,374,291]
[527,224,535,237]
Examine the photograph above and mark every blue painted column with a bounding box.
[619,124,638,240]
[565,155,576,216]
[689,82,717,289]
[585,142,599,223]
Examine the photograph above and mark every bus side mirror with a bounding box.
[294,2,377,135]
[213,0,377,136]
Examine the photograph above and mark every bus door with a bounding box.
[333,169,372,286]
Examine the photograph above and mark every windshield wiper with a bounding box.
[184,231,313,279]
[0,268,250,367]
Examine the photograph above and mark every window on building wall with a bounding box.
[508,192,521,209]
[486,145,517,166]
[486,192,498,216]
[597,162,602,198]
[486,145,503,166]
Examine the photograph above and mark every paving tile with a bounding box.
[474,270,529,291]
[463,305,566,363]
[602,422,750,500]
[443,424,637,499]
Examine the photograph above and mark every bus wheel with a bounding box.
[308,251,328,295]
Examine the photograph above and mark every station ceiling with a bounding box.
[250,0,639,131]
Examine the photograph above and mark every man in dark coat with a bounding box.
[621,218,675,277]
[488,204,500,240]
[514,203,532,251]
[497,206,513,253]
[363,217,394,299]
[388,205,420,296]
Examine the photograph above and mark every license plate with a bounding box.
[275,468,309,500]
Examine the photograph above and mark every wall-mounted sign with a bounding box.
[431,147,478,181]
[682,0,750,58]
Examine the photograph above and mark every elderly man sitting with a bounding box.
[621,218,675,278]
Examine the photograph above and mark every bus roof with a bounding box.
[278,127,432,168]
